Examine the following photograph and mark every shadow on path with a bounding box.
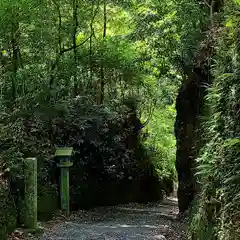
[39,197,186,240]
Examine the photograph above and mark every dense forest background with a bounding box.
[0,0,239,239]
[0,0,178,238]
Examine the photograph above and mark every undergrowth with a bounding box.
[189,2,240,239]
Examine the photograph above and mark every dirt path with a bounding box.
[39,197,187,240]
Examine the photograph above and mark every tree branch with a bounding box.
[203,0,211,8]
[49,34,93,87]
[61,34,93,54]
[49,0,100,89]
[141,99,157,128]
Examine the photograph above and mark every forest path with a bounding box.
[39,197,187,240]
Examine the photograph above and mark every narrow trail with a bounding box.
[39,197,187,240]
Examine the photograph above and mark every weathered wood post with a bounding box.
[24,157,37,229]
[55,147,73,217]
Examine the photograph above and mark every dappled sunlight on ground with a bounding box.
[39,197,186,240]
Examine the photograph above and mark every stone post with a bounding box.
[24,158,37,229]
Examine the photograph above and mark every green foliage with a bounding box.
[0,0,181,234]
[143,105,177,180]
[189,1,240,239]
[0,182,17,239]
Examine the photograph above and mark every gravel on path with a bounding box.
[39,197,187,240]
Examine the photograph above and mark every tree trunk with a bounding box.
[11,16,20,104]
[72,0,78,97]
[98,0,107,104]
[89,1,94,84]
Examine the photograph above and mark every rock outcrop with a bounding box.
[174,22,222,213]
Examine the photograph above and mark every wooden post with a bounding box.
[60,166,70,216]
[55,147,73,217]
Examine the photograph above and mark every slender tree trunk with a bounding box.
[86,0,99,95]
[49,0,62,95]
[89,1,94,84]
[72,0,78,97]
[111,69,117,99]
[48,1,63,143]
[11,14,20,105]
[98,0,107,104]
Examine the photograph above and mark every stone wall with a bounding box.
[174,22,222,213]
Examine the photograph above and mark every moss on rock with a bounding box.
[38,184,58,221]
